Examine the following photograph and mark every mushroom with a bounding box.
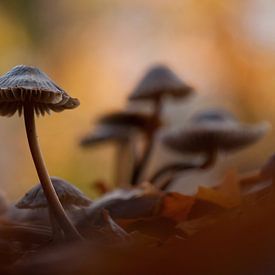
[16,177,92,240]
[0,65,81,240]
[81,111,159,186]
[152,109,270,189]
[128,64,194,185]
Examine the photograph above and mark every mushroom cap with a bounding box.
[128,64,193,101]
[80,111,159,146]
[260,153,275,179]
[80,124,134,146]
[16,177,92,209]
[162,110,270,154]
[98,111,161,133]
[0,65,79,116]
[190,109,236,124]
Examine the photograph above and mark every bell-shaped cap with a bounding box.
[98,111,161,133]
[162,110,270,154]
[80,124,134,146]
[0,65,79,116]
[128,64,193,101]
[80,111,158,146]
[16,177,92,209]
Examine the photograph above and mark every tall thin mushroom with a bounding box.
[128,64,194,185]
[0,65,81,240]
[153,109,270,189]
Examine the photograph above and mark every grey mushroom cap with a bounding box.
[190,109,237,124]
[16,177,92,209]
[162,111,270,154]
[98,111,161,132]
[128,64,193,101]
[80,124,134,146]
[0,65,79,117]
[80,111,157,147]
[260,154,275,179]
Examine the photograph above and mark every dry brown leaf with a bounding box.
[160,192,195,222]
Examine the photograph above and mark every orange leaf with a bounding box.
[196,169,241,208]
[160,192,195,222]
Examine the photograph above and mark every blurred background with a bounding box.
[0,0,274,200]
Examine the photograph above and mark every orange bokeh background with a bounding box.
[0,0,274,200]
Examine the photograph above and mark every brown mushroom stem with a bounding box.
[115,139,135,186]
[150,152,218,189]
[131,99,162,185]
[200,150,218,169]
[130,134,153,185]
[23,103,83,241]
[49,209,64,241]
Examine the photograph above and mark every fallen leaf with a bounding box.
[160,192,195,222]
[196,169,241,208]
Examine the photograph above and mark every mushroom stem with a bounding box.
[200,150,218,169]
[115,139,135,186]
[131,133,154,185]
[23,103,82,241]
[49,209,64,241]
[130,99,161,185]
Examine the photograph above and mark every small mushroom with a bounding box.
[128,65,194,185]
[81,111,159,186]
[153,109,270,188]
[128,64,193,107]
[16,177,92,240]
[0,65,81,240]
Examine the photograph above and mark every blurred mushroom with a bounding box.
[154,109,270,189]
[16,177,92,240]
[0,65,81,240]
[128,64,193,110]
[128,65,194,185]
[81,111,159,186]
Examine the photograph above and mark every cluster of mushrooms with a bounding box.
[0,64,273,271]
